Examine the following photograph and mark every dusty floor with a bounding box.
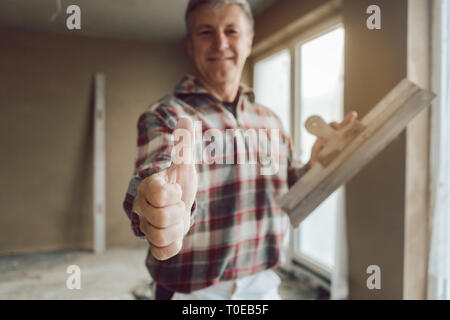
[0,243,320,300]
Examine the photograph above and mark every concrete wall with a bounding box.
[0,27,193,254]
[253,0,329,44]
[343,0,407,299]
[253,0,409,299]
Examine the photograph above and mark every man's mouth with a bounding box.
[208,57,234,61]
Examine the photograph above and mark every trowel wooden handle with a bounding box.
[305,115,336,140]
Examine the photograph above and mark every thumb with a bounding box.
[341,111,358,128]
[171,117,196,167]
[331,111,358,130]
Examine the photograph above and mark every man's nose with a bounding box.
[212,32,229,50]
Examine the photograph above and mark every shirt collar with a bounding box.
[174,74,255,103]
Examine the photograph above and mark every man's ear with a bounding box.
[246,32,254,57]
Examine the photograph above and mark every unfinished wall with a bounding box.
[0,27,193,254]
[253,0,329,44]
[343,0,408,299]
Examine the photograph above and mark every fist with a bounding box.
[132,117,198,261]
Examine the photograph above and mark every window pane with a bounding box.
[298,28,344,163]
[254,50,291,133]
[297,27,345,269]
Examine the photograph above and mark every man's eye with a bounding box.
[226,30,238,35]
[199,31,212,36]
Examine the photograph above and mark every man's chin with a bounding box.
[208,72,235,85]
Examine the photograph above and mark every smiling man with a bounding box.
[186,2,253,102]
[123,0,356,300]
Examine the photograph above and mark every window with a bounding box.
[253,23,345,285]
[254,50,291,133]
[296,27,345,271]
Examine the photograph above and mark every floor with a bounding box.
[0,243,322,300]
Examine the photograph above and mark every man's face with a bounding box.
[187,4,254,89]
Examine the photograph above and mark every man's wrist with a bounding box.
[304,160,312,172]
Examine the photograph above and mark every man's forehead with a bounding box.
[190,4,248,28]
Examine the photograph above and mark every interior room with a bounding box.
[0,0,448,300]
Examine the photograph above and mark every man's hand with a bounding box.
[308,111,358,167]
[132,117,198,261]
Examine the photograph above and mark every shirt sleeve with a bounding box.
[263,105,307,189]
[286,136,306,188]
[122,107,197,238]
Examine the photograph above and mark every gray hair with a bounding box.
[185,0,254,35]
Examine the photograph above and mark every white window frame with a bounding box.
[427,0,450,300]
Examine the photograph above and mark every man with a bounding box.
[123,0,356,300]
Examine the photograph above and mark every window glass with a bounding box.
[254,50,291,133]
[297,27,345,269]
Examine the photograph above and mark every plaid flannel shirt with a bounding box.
[123,74,303,293]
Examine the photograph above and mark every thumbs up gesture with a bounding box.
[132,117,198,261]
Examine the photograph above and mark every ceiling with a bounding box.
[0,0,277,41]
